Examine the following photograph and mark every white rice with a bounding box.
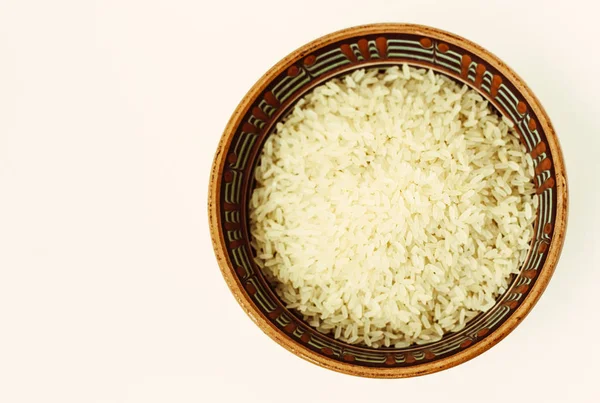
[249,65,536,348]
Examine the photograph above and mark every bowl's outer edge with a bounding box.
[208,23,568,378]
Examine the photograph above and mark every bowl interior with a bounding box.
[212,25,564,376]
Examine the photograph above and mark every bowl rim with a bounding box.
[208,23,568,378]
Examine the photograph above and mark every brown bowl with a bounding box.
[208,24,567,378]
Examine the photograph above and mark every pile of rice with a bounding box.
[249,65,536,348]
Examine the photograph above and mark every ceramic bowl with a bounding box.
[208,24,567,378]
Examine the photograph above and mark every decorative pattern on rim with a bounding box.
[219,34,556,367]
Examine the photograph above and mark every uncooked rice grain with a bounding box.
[250,65,536,348]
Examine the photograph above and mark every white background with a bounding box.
[0,0,598,402]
